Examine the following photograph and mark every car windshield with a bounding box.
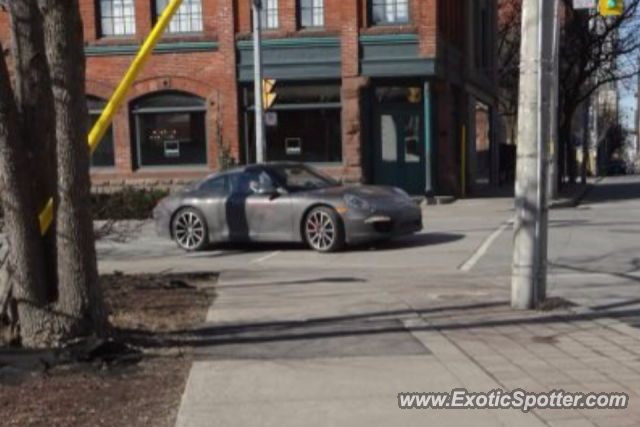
[270,165,340,192]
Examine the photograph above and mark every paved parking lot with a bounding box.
[97,197,514,278]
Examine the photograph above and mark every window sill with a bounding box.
[149,32,218,43]
[90,167,118,173]
[360,25,418,36]
[236,29,339,41]
[89,36,139,45]
[135,165,210,172]
[297,26,326,32]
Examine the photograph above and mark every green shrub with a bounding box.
[92,188,169,220]
[0,189,168,222]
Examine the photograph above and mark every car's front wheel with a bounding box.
[172,208,209,252]
[304,207,345,253]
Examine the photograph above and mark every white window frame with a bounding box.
[99,0,136,37]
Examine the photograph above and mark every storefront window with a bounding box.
[132,92,207,168]
[88,97,115,168]
[265,109,341,162]
[244,83,342,164]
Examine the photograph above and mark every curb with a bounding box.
[549,178,602,209]
[415,196,457,206]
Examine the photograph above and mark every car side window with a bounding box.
[200,176,227,194]
[228,173,251,196]
[229,171,274,195]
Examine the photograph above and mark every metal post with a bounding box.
[536,0,557,303]
[512,0,550,309]
[461,126,467,199]
[636,65,640,154]
[548,0,560,200]
[252,0,266,164]
[590,12,601,177]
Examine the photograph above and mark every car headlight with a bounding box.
[344,194,371,211]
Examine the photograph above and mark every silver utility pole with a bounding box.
[636,65,640,153]
[548,0,560,200]
[252,0,266,163]
[511,0,555,309]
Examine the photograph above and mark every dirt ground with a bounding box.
[0,272,216,427]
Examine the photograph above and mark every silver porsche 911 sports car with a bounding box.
[153,163,423,253]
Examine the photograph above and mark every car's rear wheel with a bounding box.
[304,207,345,253]
[172,208,209,252]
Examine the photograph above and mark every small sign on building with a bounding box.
[164,141,181,158]
[573,0,596,9]
[265,112,278,127]
[285,138,302,156]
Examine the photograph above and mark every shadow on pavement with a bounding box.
[550,261,640,283]
[583,179,640,205]
[214,276,368,290]
[184,232,466,256]
[118,297,640,360]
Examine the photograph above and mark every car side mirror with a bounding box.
[255,182,278,196]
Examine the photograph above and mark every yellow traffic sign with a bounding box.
[262,78,277,110]
[599,0,623,16]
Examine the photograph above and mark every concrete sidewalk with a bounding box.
[174,266,640,427]
[94,178,640,427]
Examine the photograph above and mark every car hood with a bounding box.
[310,185,415,206]
[312,185,393,198]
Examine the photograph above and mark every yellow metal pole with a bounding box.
[38,0,184,234]
[461,126,466,199]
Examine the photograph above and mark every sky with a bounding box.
[617,3,640,132]
[618,75,638,131]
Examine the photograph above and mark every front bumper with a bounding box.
[343,205,423,245]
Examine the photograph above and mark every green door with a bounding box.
[373,107,425,194]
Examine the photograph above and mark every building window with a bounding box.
[370,0,409,25]
[298,0,324,28]
[132,92,207,168]
[88,97,115,168]
[98,0,136,37]
[155,0,203,34]
[260,0,279,29]
[243,83,342,164]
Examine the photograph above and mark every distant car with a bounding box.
[607,159,627,176]
[153,163,423,253]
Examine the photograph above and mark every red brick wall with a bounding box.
[0,0,446,187]
[420,0,438,56]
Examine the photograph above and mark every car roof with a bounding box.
[202,162,306,181]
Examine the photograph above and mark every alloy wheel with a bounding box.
[306,211,336,251]
[174,211,206,251]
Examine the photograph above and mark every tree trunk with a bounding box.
[9,0,58,301]
[37,0,107,341]
[9,0,57,205]
[0,38,50,347]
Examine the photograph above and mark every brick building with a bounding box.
[2,0,498,196]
